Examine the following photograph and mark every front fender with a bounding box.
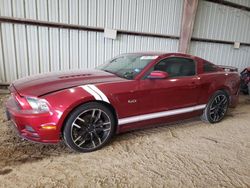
[42,87,97,131]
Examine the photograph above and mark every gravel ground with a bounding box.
[0,94,250,188]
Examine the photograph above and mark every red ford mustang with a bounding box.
[6,52,240,152]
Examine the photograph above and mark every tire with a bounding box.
[63,102,116,152]
[201,90,229,123]
[248,83,250,96]
[240,82,248,95]
[242,90,249,95]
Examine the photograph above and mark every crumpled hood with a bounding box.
[13,69,124,97]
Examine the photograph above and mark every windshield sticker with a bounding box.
[134,68,141,73]
[140,56,158,60]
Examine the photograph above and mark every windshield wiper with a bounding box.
[102,69,129,79]
[102,69,115,75]
[102,69,121,77]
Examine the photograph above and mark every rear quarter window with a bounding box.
[203,61,217,73]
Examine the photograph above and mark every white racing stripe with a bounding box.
[118,104,206,125]
[87,84,110,103]
[80,85,102,101]
[80,84,110,103]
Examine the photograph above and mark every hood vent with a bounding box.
[59,74,92,79]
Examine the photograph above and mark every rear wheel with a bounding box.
[242,90,249,95]
[201,91,229,123]
[63,102,115,152]
[248,83,250,95]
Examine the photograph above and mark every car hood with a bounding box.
[12,69,124,97]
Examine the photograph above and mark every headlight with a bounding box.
[26,97,50,113]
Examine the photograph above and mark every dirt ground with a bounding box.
[0,94,250,188]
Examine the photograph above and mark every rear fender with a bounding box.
[199,73,240,106]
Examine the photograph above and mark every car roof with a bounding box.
[121,52,166,56]
[121,52,204,60]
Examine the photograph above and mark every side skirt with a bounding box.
[118,104,206,125]
[117,110,203,134]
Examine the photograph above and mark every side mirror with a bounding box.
[148,71,168,79]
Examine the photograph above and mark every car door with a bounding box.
[137,57,201,114]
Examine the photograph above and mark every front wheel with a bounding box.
[201,91,229,123]
[63,102,116,152]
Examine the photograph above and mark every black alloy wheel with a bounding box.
[63,102,115,152]
[201,90,229,123]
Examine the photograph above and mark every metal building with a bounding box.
[0,0,249,82]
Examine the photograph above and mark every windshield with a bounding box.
[97,54,158,79]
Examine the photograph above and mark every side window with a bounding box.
[203,61,217,72]
[154,57,196,78]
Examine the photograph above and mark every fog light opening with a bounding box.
[25,125,36,133]
[31,133,40,138]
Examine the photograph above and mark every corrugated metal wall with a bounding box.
[0,0,183,82]
[227,0,250,8]
[190,0,250,71]
[190,41,250,70]
[0,0,183,34]
[193,1,250,43]
[1,0,250,83]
